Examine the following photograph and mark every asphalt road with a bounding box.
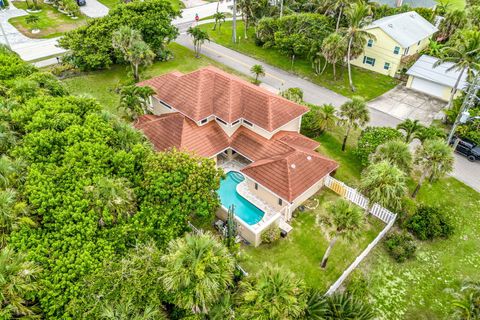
[175,33,479,192]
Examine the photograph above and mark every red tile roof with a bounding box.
[134,113,230,158]
[138,66,309,132]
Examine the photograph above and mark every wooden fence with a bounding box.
[323,175,397,295]
[324,175,396,224]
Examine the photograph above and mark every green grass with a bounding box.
[98,0,183,9]
[242,190,384,290]
[443,0,466,10]
[61,43,250,115]
[199,21,399,101]
[9,2,86,39]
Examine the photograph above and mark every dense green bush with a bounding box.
[384,232,417,262]
[59,0,179,70]
[355,127,403,166]
[406,206,454,240]
[261,225,280,244]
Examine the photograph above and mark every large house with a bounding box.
[352,11,437,77]
[135,67,338,246]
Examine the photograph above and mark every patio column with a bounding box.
[226,149,234,161]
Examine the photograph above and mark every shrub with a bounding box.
[384,232,417,262]
[355,127,403,166]
[406,206,454,240]
[261,225,280,244]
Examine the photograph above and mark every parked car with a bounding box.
[77,0,86,6]
[450,137,480,162]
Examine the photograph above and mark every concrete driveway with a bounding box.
[79,0,109,18]
[368,86,446,125]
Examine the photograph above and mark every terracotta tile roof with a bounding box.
[138,66,309,132]
[272,131,320,151]
[241,149,339,202]
[134,113,230,158]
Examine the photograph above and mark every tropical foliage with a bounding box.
[355,127,403,166]
[406,205,454,240]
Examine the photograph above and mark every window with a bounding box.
[404,47,410,55]
[278,198,283,206]
[243,120,253,127]
[216,117,227,125]
[232,120,240,126]
[362,56,376,66]
[393,46,400,54]
[160,101,172,109]
[254,183,258,190]
[200,118,208,124]
[417,40,421,45]
[384,62,390,70]
[367,39,373,47]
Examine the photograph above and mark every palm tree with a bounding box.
[369,140,413,174]
[318,104,337,132]
[237,264,307,319]
[414,125,446,143]
[326,293,375,319]
[304,288,328,319]
[250,64,265,84]
[436,10,467,43]
[112,26,155,82]
[25,15,39,33]
[85,177,136,226]
[424,39,444,58]
[435,30,480,109]
[339,96,370,151]
[322,32,347,81]
[344,3,374,91]
[100,299,167,320]
[360,161,407,212]
[452,281,480,319]
[0,247,41,318]
[160,232,235,314]
[412,139,454,198]
[397,119,425,143]
[326,0,352,32]
[118,85,155,121]
[321,199,365,268]
[212,11,226,31]
[187,26,210,58]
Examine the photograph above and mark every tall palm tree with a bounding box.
[160,232,235,314]
[85,177,136,226]
[212,11,226,31]
[436,10,467,43]
[118,85,155,121]
[435,30,480,109]
[339,96,370,151]
[326,0,353,32]
[322,32,347,80]
[237,264,307,319]
[326,293,375,319]
[397,119,425,143]
[369,140,413,174]
[318,104,337,132]
[0,247,41,318]
[452,281,480,320]
[321,199,365,268]
[187,26,210,58]
[360,161,407,212]
[412,139,454,198]
[344,3,374,92]
[250,64,265,84]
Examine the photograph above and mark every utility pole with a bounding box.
[232,0,237,43]
[0,9,11,50]
[446,73,480,144]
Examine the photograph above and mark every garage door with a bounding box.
[411,77,446,99]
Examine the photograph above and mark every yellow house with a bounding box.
[351,11,438,77]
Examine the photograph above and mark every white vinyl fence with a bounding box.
[323,175,397,295]
[324,175,396,223]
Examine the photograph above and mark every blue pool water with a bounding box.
[218,171,265,225]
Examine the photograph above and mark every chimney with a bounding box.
[396,0,403,7]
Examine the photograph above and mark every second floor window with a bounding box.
[367,39,373,47]
[393,46,400,54]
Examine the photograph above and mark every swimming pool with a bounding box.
[218,171,265,225]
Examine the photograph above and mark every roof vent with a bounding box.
[388,23,393,28]
[290,164,296,169]
[307,156,312,161]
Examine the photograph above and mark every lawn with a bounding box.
[61,42,250,115]
[241,190,385,291]
[199,21,399,101]
[98,0,183,9]
[9,2,86,39]
[309,128,480,319]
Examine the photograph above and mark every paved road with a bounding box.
[79,0,109,18]
[176,32,479,192]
